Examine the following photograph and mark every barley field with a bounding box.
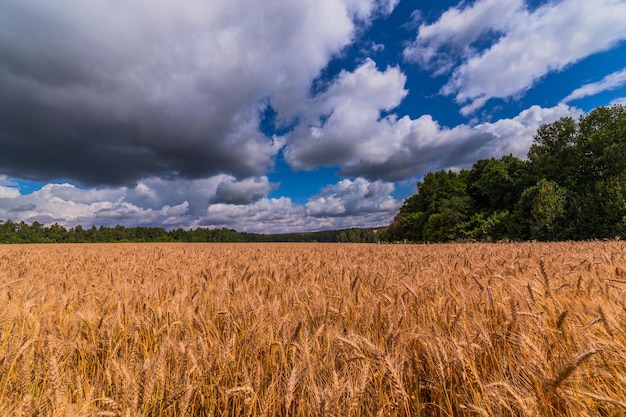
[0,242,625,416]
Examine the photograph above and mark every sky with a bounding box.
[0,0,625,233]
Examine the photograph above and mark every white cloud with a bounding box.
[406,0,626,114]
[0,182,193,228]
[205,177,399,233]
[0,186,20,199]
[283,60,580,181]
[563,68,626,103]
[283,58,408,170]
[474,103,582,157]
[404,0,523,73]
[376,0,400,17]
[611,97,626,106]
[0,102,580,233]
[205,197,337,233]
[460,96,489,117]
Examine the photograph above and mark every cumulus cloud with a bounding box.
[283,60,579,181]
[335,104,579,180]
[405,0,626,113]
[283,59,408,171]
[0,0,397,186]
[473,103,583,156]
[0,98,578,233]
[0,186,20,199]
[305,178,397,217]
[563,68,626,103]
[2,57,575,233]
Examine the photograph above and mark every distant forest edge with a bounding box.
[389,104,626,242]
[0,220,384,244]
[2,104,625,244]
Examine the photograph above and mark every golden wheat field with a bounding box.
[0,242,625,417]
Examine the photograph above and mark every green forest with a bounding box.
[388,104,626,242]
[0,220,383,244]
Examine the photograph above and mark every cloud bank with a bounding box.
[0,0,396,186]
[0,175,400,233]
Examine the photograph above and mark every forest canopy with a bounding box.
[388,104,626,242]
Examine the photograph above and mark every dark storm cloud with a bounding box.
[0,0,397,186]
[0,62,278,186]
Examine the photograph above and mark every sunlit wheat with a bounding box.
[0,241,624,416]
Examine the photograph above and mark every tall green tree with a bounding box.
[575,105,626,183]
[468,155,530,212]
[398,170,470,241]
[528,116,577,186]
[518,179,567,240]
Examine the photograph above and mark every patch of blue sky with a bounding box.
[13,179,44,195]
[267,156,340,205]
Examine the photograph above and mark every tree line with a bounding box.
[388,104,626,242]
[0,220,384,244]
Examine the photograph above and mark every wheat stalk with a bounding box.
[0,242,624,416]
[546,349,602,391]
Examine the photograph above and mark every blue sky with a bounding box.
[0,0,625,233]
